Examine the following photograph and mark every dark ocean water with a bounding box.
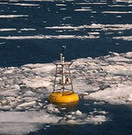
[0,0,132,67]
[28,100,132,135]
[0,1,132,135]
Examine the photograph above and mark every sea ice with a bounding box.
[0,52,132,134]
[10,3,40,7]
[0,15,29,18]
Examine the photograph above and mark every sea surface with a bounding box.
[27,99,132,135]
[0,0,132,67]
[0,0,132,135]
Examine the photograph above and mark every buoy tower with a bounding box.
[48,53,79,104]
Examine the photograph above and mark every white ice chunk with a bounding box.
[75,110,83,116]
[0,110,61,134]
[102,11,132,14]
[17,101,37,108]
[85,83,132,104]
[113,36,132,41]
[46,104,60,113]
[10,3,39,7]
[87,115,107,124]
[0,15,28,18]
[22,76,52,88]
[0,28,16,31]
[0,35,99,40]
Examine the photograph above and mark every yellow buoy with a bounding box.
[48,53,79,104]
[48,91,79,103]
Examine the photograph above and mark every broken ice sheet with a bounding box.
[0,123,40,135]
[0,52,132,134]
[0,104,109,134]
[0,110,61,135]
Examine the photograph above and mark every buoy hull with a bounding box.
[48,91,79,103]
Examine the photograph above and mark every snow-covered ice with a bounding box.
[0,52,131,106]
[45,24,132,33]
[113,36,132,41]
[102,11,132,14]
[0,28,17,32]
[0,35,99,40]
[0,52,132,134]
[0,15,29,18]
[10,3,40,7]
[0,110,61,135]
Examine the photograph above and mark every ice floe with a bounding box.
[20,28,36,31]
[0,110,61,134]
[75,7,92,12]
[113,36,132,41]
[0,35,99,39]
[0,51,132,134]
[0,28,17,32]
[45,24,104,30]
[0,15,29,18]
[10,3,40,7]
[0,28,36,32]
[0,52,131,110]
[56,4,67,6]
[75,3,107,5]
[102,11,132,14]
[3,22,120,42]
[22,77,52,88]
[0,108,108,134]
[46,24,132,32]
[58,109,108,125]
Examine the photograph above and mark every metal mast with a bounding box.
[53,53,74,93]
